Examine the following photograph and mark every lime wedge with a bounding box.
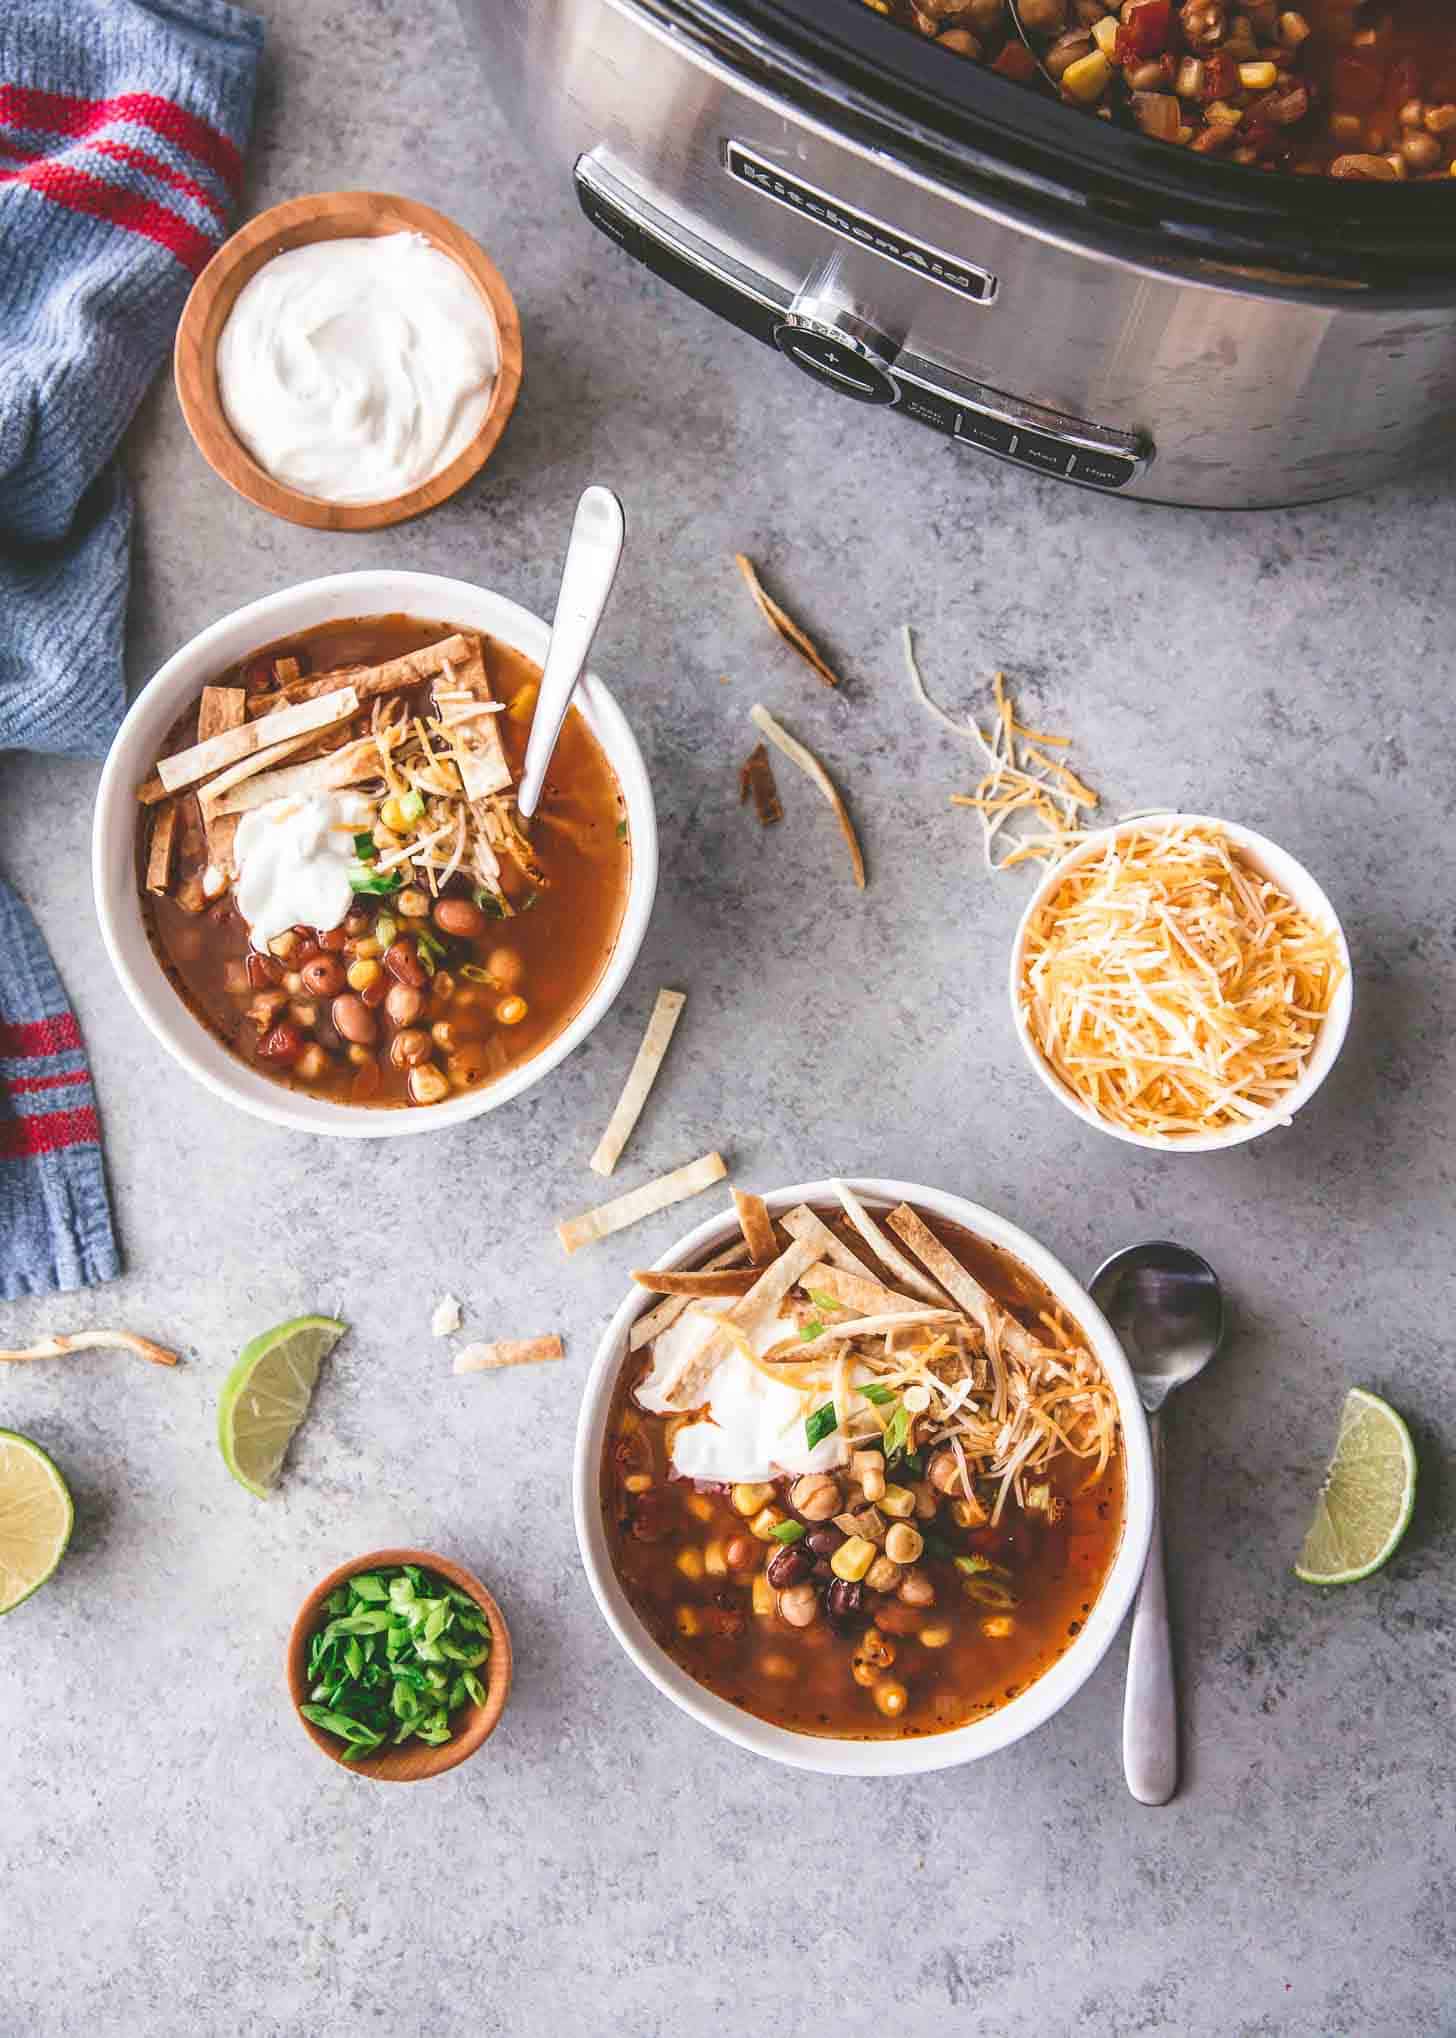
[1295,1387,1416,1585]
[0,1430,75,1614]
[218,1315,346,1498]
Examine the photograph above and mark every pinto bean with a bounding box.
[257,1022,303,1064]
[434,896,487,939]
[389,1028,433,1069]
[331,993,377,1045]
[245,951,284,989]
[301,955,346,998]
[384,937,428,988]
[385,983,425,1027]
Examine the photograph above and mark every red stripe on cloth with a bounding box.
[0,1106,100,1160]
[7,1069,90,1097]
[0,158,215,276]
[88,137,228,224]
[0,85,242,195]
[0,1014,83,1059]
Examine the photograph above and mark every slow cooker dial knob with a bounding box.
[772,298,900,408]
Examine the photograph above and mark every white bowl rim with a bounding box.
[1007,811,1354,1155]
[92,569,658,1139]
[573,1176,1154,1777]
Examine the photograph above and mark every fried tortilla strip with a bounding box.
[764,1307,959,1364]
[629,1267,759,1298]
[749,705,865,890]
[833,1180,950,1307]
[628,1242,751,1351]
[199,683,258,874]
[453,1336,564,1373]
[885,1203,1043,1365]
[733,1189,778,1266]
[735,554,843,689]
[207,734,390,817]
[557,1151,728,1256]
[589,988,686,1177]
[0,1330,178,1367]
[799,1262,929,1319]
[439,640,511,801]
[249,633,480,715]
[661,1234,821,1408]
[738,742,783,826]
[780,1205,877,1283]
[145,803,179,894]
[137,683,250,806]
[156,685,360,794]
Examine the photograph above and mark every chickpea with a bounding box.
[859,1626,895,1669]
[446,1049,491,1089]
[396,887,431,918]
[898,1567,936,1607]
[1018,0,1064,28]
[407,1062,449,1106]
[282,970,305,996]
[485,945,524,988]
[865,1555,902,1594]
[287,999,318,1031]
[885,1523,924,1567]
[430,971,456,1006]
[789,1472,842,1521]
[384,982,424,1027]
[912,1480,940,1521]
[431,1017,484,1052]
[294,1043,329,1082]
[346,959,382,993]
[390,1027,434,1069]
[778,1582,819,1628]
[1401,130,1442,173]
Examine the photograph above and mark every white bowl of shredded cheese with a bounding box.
[1009,814,1352,1152]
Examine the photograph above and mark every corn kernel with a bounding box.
[623,1473,652,1494]
[347,958,382,991]
[950,1498,987,1529]
[704,1539,728,1578]
[981,1616,1015,1639]
[1061,49,1112,102]
[380,796,410,833]
[851,1658,878,1687]
[732,1482,775,1516]
[675,1547,704,1581]
[879,1483,915,1520]
[1238,60,1277,88]
[760,1651,795,1679]
[751,1573,774,1616]
[920,1624,952,1649]
[749,1505,786,1541]
[1205,99,1243,125]
[861,1463,887,1504]
[684,1493,714,1522]
[496,995,529,1026]
[674,1606,701,1638]
[884,1522,924,1566]
[1091,14,1119,54]
[873,1679,908,1718]
[831,1535,876,1583]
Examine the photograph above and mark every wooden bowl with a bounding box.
[286,1547,513,1781]
[175,191,523,530]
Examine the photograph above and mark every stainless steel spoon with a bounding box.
[1090,1241,1225,1807]
[1003,0,1059,87]
[515,485,626,821]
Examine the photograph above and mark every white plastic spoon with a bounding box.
[515,486,625,821]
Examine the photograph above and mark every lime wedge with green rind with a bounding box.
[0,1430,74,1613]
[1295,1387,1416,1585]
[218,1315,346,1498]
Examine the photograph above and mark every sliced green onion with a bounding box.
[460,963,494,984]
[805,1401,838,1450]
[806,1289,843,1314]
[416,928,447,969]
[769,1520,807,1546]
[473,887,506,917]
[349,866,403,896]
[963,1577,1018,1610]
[799,1318,825,1343]
[352,831,376,857]
[859,1382,895,1406]
[398,788,425,823]
[615,820,628,841]
[882,1403,911,1460]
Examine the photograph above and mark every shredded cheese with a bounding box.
[1019,820,1345,1139]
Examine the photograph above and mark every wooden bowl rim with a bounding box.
[174,190,523,531]
[286,1546,513,1782]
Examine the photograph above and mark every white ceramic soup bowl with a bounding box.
[1009,813,1353,1154]
[574,1176,1154,1777]
[93,570,657,1138]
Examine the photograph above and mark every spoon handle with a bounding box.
[1123,1410,1177,1805]
[516,486,625,821]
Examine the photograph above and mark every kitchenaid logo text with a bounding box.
[726,144,996,303]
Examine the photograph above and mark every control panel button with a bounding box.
[1068,449,1138,489]
[773,325,898,406]
[897,384,961,436]
[1012,429,1077,478]
[953,410,1017,458]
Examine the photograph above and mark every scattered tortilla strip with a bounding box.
[156,685,360,793]
[0,1330,177,1367]
[733,1189,778,1266]
[195,685,250,870]
[145,804,179,894]
[439,642,511,801]
[738,742,783,826]
[558,1151,728,1256]
[780,1205,877,1283]
[629,1266,759,1299]
[138,684,250,805]
[749,705,865,890]
[629,1243,750,1351]
[250,633,480,715]
[454,1336,564,1373]
[589,989,687,1177]
[886,1203,1041,1365]
[763,1307,958,1365]
[431,1295,463,1338]
[660,1234,821,1408]
[207,734,388,816]
[735,554,844,688]
[832,1179,949,1307]
[800,1261,928,1318]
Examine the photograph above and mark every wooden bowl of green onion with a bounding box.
[286,1548,512,1781]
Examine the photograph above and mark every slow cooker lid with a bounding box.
[654,0,1456,288]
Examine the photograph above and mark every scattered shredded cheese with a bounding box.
[1018,820,1345,1139]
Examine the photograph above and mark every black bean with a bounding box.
[805,1524,845,1557]
[766,1543,813,1590]
[825,1578,864,1625]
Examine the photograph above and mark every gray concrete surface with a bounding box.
[3,2,1453,2033]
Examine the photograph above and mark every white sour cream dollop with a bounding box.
[234,791,371,948]
[216,232,498,505]
[636,1302,857,1484]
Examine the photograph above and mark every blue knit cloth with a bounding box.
[0,0,262,1299]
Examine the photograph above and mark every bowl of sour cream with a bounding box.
[174,191,522,530]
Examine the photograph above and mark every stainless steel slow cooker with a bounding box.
[457,0,1456,507]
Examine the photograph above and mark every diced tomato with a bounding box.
[1330,55,1386,113]
[1200,51,1238,100]
[991,40,1039,83]
[257,1022,303,1064]
[245,950,283,989]
[1115,0,1170,61]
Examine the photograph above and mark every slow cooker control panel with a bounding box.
[574,153,1151,495]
